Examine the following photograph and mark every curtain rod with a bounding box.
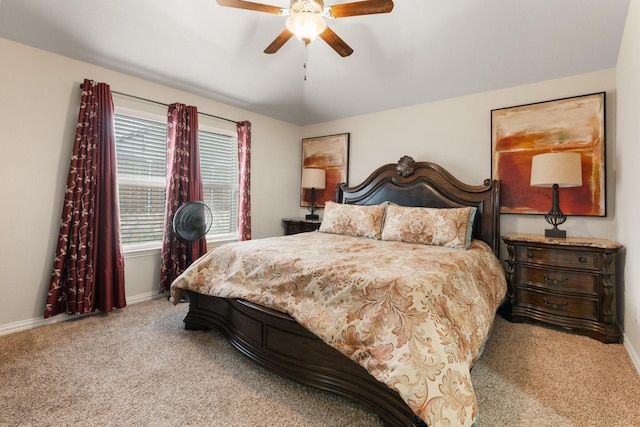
[79,84,240,125]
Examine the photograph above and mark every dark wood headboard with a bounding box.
[335,155,501,255]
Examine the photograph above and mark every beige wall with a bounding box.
[1,29,638,371]
[615,0,640,371]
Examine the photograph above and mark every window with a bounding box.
[199,130,239,238]
[114,111,238,248]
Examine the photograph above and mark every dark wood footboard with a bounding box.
[184,290,426,427]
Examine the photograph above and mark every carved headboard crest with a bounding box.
[396,155,415,177]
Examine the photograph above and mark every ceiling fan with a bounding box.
[216,0,394,57]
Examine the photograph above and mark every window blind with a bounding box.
[199,130,239,236]
[115,114,167,245]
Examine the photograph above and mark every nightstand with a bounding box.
[502,233,622,343]
[282,218,322,235]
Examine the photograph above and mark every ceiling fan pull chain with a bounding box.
[304,45,309,81]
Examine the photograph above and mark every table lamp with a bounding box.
[530,152,582,238]
[301,168,326,220]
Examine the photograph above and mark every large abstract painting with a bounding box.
[491,92,606,216]
[300,133,350,208]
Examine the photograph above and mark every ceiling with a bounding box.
[0,0,630,126]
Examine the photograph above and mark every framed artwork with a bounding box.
[300,133,350,208]
[491,92,606,216]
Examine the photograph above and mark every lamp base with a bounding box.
[305,213,319,220]
[545,227,566,238]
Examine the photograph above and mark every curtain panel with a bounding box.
[45,79,126,318]
[159,103,207,292]
[237,121,251,241]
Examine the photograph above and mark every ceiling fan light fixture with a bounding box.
[286,12,326,45]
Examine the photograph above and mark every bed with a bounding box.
[171,156,506,427]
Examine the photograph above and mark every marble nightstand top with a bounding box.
[503,233,623,249]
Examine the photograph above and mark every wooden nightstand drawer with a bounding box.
[516,246,598,270]
[515,288,598,321]
[502,233,622,343]
[516,266,598,296]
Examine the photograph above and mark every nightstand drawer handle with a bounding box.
[543,274,568,286]
[527,252,534,258]
[578,256,587,263]
[543,297,568,311]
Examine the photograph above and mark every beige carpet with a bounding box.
[1,298,639,426]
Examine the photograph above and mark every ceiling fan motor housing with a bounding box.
[290,0,324,14]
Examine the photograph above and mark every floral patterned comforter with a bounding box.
[171,231,507,426]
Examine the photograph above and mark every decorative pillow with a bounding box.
[319,201,386,239]
[381,205,477,249]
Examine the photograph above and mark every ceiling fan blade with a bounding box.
[327,0,394,18]
[264,29,294,54]
[216,0,284,14]
[318,27,353,57]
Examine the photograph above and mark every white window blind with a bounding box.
[114,112,238,247]
[115,114,166,245]
[199,130,239,238]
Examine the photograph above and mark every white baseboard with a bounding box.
[0,291,163,337]
[125,290,164,305]
[623,331,640,376]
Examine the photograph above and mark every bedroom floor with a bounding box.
[0,298,638,426]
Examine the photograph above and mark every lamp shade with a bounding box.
[530,152,582,188]
[301,168,326,189]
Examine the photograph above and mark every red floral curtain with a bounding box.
[237,121,252,241]
[159,103,207,291]
[45,79,125,318]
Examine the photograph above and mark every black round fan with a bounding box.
[170,201,212,302]
[173,201,213,242]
